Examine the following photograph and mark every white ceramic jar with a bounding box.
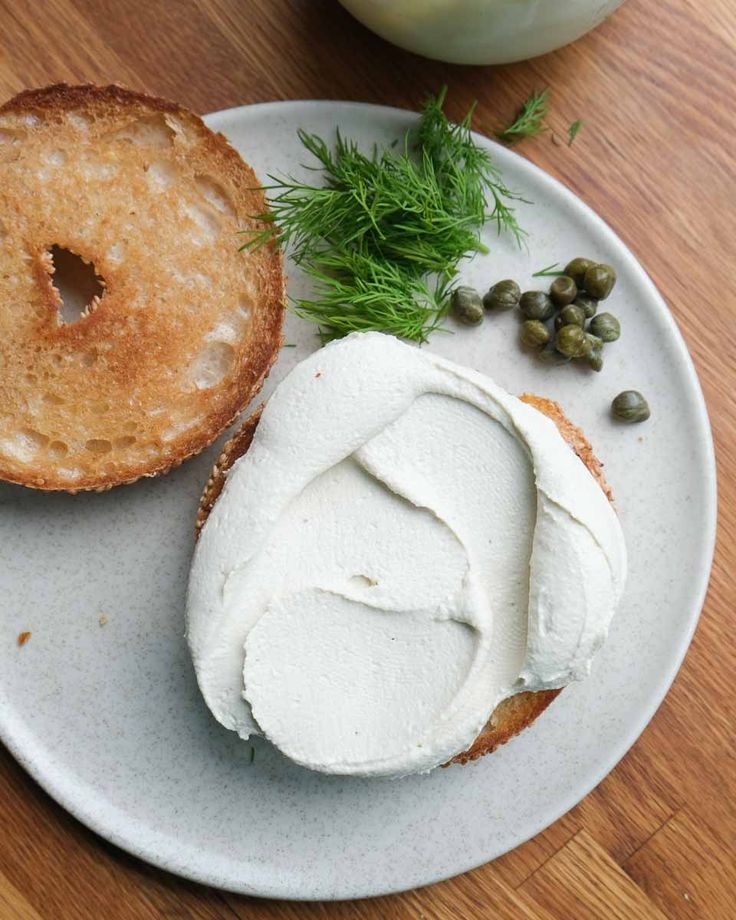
[338,0,626,65]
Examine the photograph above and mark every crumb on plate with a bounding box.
[17,631,31,646]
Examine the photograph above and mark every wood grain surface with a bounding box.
[0,0,734,917]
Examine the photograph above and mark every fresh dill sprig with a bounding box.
[567,118,583,146]
[241,88,525,342]
[496,89,550,145]
[532,262,564,277]
[296,251,452,343]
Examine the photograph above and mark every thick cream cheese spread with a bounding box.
[186,332,626,777]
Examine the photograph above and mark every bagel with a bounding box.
[0,83,284,491]
[194,393,614,766]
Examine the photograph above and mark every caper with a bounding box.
[585,332,604,352]
[555,324,588,358]
[520,290,555,321]
[483,279,521,312]
[549,275,577,307]
[587,348,603,372]
[559,304,586,327]
[452,286,484,325]
[574,294,598,319]
[583,263,616,300]
[589,312,620,342]
[564,257,595,287]
[520,319,550,348]
[538,344,571,365]
[611,390,650,423]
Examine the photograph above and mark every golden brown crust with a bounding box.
[195,389,615,764]
[195,405,263,533]
[0,83,284,491]
[519,393,614,502]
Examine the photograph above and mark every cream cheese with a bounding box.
[186,332,626,776]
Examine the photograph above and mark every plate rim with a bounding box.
[0,98,717,900]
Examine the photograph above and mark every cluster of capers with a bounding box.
[452,258,621,372]
[518,258,619,369]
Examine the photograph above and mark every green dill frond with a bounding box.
[241,89,526,342]
[567,118,583,146]
[532,262,564,278]
[497,89,550,145]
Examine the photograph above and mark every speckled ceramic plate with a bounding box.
[0,101,716,900]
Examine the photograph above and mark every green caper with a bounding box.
[587,348,603,372]
[589,312,620,342]
[520,290,555,321]
[538,344,571,365]
[549,275,577,307]
[520,319,550,348]
[564,257,595,287]
[583,263,617,299]
[585,332,604,352]
[574,294,598,319]
[451,286,484,325]
[559,304,586,327]
[611,390,650,423]
[555,324,588,358]
[483,279,521,312]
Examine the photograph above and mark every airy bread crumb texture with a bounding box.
[195,392,615,766]
[0,84,284,491]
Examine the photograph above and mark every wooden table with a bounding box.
[1,1,733,917]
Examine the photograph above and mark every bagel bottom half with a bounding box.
[194,393,615,767]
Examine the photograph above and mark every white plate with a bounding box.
[0,101,716,900]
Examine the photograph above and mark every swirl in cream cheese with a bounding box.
[187,332,626,777]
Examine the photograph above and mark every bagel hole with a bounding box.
[49,246,105,325]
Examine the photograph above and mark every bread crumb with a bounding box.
[98,613,108,626]
[17,631,32,646]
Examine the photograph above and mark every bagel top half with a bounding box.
[0,83,284,491]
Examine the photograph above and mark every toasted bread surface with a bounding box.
[195,390,614,765]
[0,83,284,491]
